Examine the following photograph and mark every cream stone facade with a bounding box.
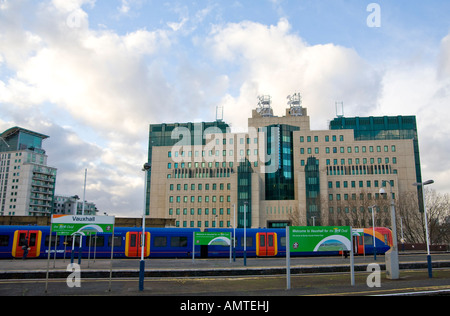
[146,97,421,230]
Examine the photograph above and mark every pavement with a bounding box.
[1,252,450,297]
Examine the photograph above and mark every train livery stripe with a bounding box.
[11,230,19,258]
[363,228,387,245]
[145,233,151,257]
[35,231,42,257]
[125,232,130,257]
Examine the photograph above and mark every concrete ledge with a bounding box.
[1,261,449,280]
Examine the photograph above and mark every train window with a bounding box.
[240,237,253,247]
[45,235,59,248]
[130,234,137,247]
[154,236,167,247]
[29,233,37,247]
[66,235,82,247]
[19,233,27,245]
[268,234,274,247]
[259,235,265,247]
[171,236,188,247]
[87,235,105,247]
[0,235,9,247]
[364,235,373,245]
[280,237,286,247]
[384,234,389,245]
[109,235,122,248]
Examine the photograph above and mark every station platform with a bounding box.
[1,254,450,296]
[1,252,450,279]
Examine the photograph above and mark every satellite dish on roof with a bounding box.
[287,92,303,116]
[256,95,273,117]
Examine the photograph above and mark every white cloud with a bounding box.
[438,33,450,79]
[0,0,173,216]
[2,3,172,139]
[51,0,95,13]
[376,31,450,194]
[1,1,450,215]
[168,17,188,32]
[118,0,130,14]
[208,18,381,130]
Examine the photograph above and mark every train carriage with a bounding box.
[0,225,392,260]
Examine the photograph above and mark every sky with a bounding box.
[0,0,449,217]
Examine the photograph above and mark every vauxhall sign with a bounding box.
[51,215,115,236]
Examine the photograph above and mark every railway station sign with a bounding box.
[51,215,115,236]
[194,232,231,246]
[192,232,232,263]
[288,226,351,253]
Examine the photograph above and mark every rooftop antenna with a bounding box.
[287,92,303,116]
[256,95,274,117]
[216,104,224,122]
[336,101,344,117]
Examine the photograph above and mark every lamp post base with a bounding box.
[427,254,433,278]
[139,260,145,291]
[385,248,400,279]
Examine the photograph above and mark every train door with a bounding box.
[12,230,42,258]
[352,234,364,255]
[125,232,150,258]
[256,232,277,257]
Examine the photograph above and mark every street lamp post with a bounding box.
[233,204,236,262]
[139,163,151,291]
[379,180,399,279]
[243,201,248,267]
[413,179,434,278]
[369,205,377,261]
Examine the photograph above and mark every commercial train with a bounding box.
[0,225,392,259]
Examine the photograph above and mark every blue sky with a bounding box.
[1,0,449,216]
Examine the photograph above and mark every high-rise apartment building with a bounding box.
[53,195,98,215]
[0,127,57,216]
[145,94,421,230]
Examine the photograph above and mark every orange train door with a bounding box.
[12,230,42,258]
[125,232,150,257]
[256,232,277,257]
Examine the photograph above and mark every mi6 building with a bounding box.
[145,94,422,230]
